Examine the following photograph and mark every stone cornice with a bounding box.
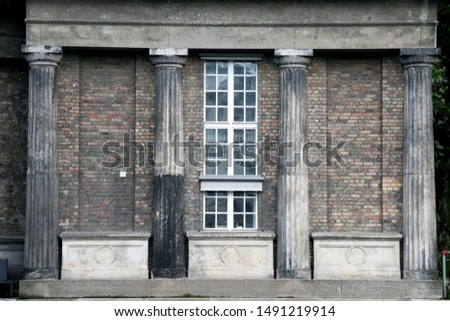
[25,18,438,28]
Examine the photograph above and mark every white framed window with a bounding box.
[204,191,257,230]
[201,58,261,230]
[204,60,258,176]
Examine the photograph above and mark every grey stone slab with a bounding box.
[19,279,442,300]
[400,47,441,56]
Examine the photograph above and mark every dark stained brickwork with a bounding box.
[0,61,28,236]
[78,55,136,231]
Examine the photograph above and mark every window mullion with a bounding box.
[228,61,234,176]
[228,192,233,231]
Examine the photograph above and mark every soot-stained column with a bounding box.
[274,49,313,279]
[399,48,440,280]
[150,49,187,278]
[22,45,62,279]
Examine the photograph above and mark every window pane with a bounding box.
[205,108,215,121]
[246,92,256,106]
[217,191,227,197]
[206,76,216,90]
[217,214,227,228]
[245,108,255,122]
[205,62,216,74]
[205,144,216,158]
[217,160,227,175]
[233,214,244,228]
[205,214,215,228]
[218,129,228,143]
[246,130,256,143]
[217,108,227,121]
[234,161,244,175]
[234,129,244,143]
[234,108,244,121]
[245,198,255,212]
[205,197,215,212]
[234,191,244,197]
[245,162,256,175]
[233,146,243,160]
[245,62,256,75]
[246,77,256,90]
[234,92,244,106]
[218,76,228,90]
[246,191,256,197]
[206,92,216,106]
[218,92,228,106]
[233,198,244,212]
[205,129,216,142]
[217,198,227,212]
[234,62,245,75]
[234,76,244,90]
[245,214,255,228]
[217,61,227,74]
[205,163,215,175]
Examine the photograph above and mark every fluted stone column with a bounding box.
[22,45,62,279]
[275,49,313,279]
[399,48,440,280]
[149,48,187,278]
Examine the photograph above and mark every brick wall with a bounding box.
[56,53,403,235]
[0,61,28,236]
[308,56,403,233]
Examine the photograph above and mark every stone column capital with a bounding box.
[274,49,313,69]
[22,45,62,66]
[149,48,188,68]
[399,48,440,69]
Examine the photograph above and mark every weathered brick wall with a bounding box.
[58,53,154,232]
[0,61,28,236]
[58,54,80,230]
[183,57,203,231]
[381,57,404,232]
[308,56,403,233]
[257,56,279,232]
[56,53,403,236]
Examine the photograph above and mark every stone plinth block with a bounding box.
[60,232,150,280]
[312,232,402,280]
[187,231,275,279]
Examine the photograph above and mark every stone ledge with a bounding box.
[312,232,402,240]
[60,231,151,240]
[19,279,442,300]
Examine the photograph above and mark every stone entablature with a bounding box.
[60,231,150,280]
[312,232,402,280]
[25,1,436,49]
[187,231,275,279]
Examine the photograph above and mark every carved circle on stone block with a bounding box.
[345,246,367,266]
[95,246,116,265]
[220,246,240,265]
